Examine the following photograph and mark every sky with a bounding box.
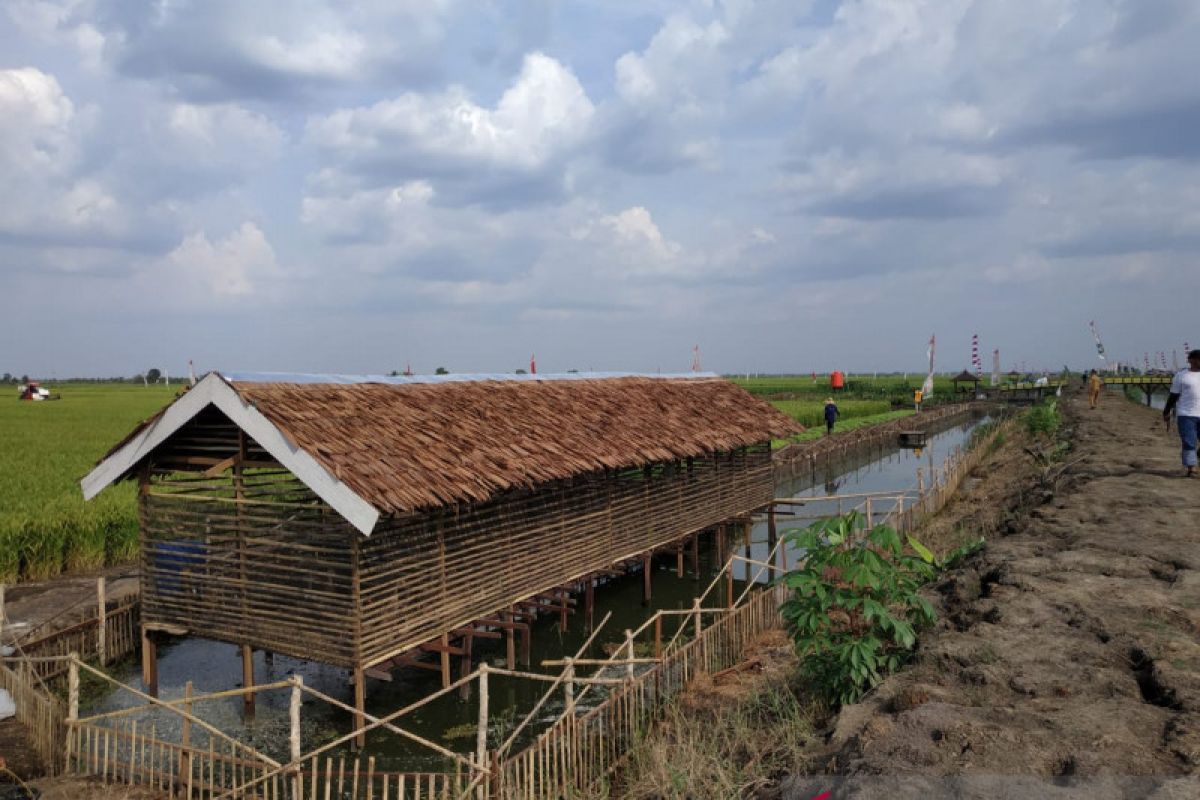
[3,0,1200,379]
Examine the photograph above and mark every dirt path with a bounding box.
[789,390,1200,798]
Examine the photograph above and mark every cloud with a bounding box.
[159,222,282,299]
[308,52,593,180]
[92,0,455,101]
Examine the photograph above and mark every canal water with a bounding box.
[85,413,988,769]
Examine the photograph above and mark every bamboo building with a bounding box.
[82,371,797,725]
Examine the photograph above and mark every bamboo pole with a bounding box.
[290,675,303,800]
[67,653,79,721]
[624,630,635,679]
[241,645,255,718]
[96,577,107,666]
[475,663,488,787]
[181,681,193,799]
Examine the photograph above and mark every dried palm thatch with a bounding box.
[235,376,797,512]
[95,374,799,515]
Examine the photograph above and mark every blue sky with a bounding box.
[3,0,1199,378]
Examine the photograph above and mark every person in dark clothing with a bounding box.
[824,398,839,434]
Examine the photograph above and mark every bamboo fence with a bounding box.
[0,659,66,775]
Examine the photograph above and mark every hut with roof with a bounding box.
[83,371,797,728]
[951,370,982,395]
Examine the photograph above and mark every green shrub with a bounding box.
[1023,400,1060,436]
[780,513,981,707]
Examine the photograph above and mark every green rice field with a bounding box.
[0,383,176,582]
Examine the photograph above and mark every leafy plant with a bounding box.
[780,513,944,707]
[1023,399,1060,436]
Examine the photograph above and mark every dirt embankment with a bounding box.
[789,391,1200,798]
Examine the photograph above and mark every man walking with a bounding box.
[1087,369,1103,409]
[823,398,839,435]
[1163,349,1200,477]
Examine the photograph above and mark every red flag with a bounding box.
[530,354,536,375]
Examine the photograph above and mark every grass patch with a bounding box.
[617,671,815,799]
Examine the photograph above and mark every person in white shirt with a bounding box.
[1163,349,1200,477]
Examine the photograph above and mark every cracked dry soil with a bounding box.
[790,391,1200,799]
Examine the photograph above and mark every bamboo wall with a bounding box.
[140,407,773,669]
[358,446,772,666]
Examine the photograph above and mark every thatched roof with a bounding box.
[84,372,798,531]
[952,370,981,382]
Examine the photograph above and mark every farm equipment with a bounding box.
[16,381,60,401]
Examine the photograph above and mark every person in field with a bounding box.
[1163,349,1200,478]
[1087,369,1103,409]
[824,398,839,434]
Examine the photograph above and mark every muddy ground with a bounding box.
[784,389,1200,798]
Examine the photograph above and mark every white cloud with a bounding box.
[308,52,594,172]
[161,222,282,298]
[167,104,284,154]
[0,67,77,171]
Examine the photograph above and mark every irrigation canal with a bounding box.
[84,412,989,770]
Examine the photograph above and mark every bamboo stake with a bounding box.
[67,653,79,721]
[96,577,107,666]
[181,680,193,799]
[475,663,488,789]
[290,675,303,800]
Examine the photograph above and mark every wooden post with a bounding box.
[767,507,777,580]
[690,534,700,579]
[726,563,734,608]
[504,609,516,670]
[96,577,107,666]
[290,675,303,799]
[67,653,80,721]
[642,555,652,606]
[141,627,158,697]
[692,597,702,641]
[585,580,595,632]
[654,615,662,659]
[353,666,366,748]
[675,544,684,577]
[715,525,725,568]
[181,681,193,795]
[865,497,874,529]
[917,467,925,496]
[624,630,635,679]
[440,633,452,690]
[563,658,575,715]
[241,644,255,718]
[475,664,489,783]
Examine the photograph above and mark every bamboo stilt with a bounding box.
[241,644,255,718]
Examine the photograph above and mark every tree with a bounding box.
[2,373,11,383]
[20,374,29,384]
[435,367,449,375]
[515,368,527,375]
[146,368,162,384]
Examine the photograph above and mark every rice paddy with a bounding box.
[0,382,176,582]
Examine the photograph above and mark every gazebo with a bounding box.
[952,370,982,395]
[82,370,798,732]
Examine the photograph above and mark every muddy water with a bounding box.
[86,414,987,770]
